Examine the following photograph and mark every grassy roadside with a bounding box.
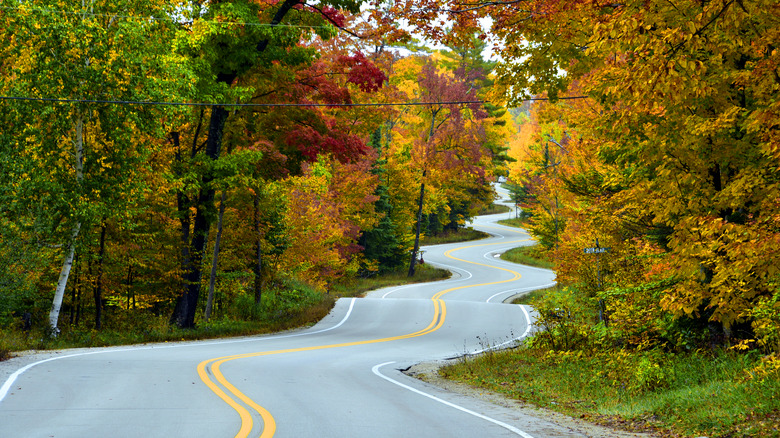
[0,287,338,357]
[481,203,512,216]
[0,264,451,358]
[421,227,490,245]
[441,221,780,437]
[1,226,487,359]
[440,346,780,437]
[330,263,450,297]
[497,217,526,228]
[499,244,554,270]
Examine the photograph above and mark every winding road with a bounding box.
[0,188,580,438]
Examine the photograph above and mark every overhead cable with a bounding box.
[0,95,588,107]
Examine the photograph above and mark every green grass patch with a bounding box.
[441,347,780,437]
[422,227,489,245]
[479,203,511,215]
[497,217,527,228]
[511,284,558,305]
[500,244,555,270]
[331,264,451,297]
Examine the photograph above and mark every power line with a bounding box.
[0,5,339,29]
[0,95,587,107]
[0,96,481,107]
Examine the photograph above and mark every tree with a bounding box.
[360,129,408,274]
[281,155,379,288]
[168,0,373,328]
[475,0,780,346]
[391,59,488,276]
[0,1,181,334]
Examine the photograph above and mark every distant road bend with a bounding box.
[2,188,573,438]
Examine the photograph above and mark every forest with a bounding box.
[1,0,779,375]
[499,0,780,357]
[0,0,512,340]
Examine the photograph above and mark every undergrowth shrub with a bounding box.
[527,285,605,353]
[750,286,780,354]
[229,279,324,321]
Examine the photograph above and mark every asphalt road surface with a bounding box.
[1,188,582,438]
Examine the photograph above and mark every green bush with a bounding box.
[527,285,604,352]
[229,279,324,321]
[751,286,780,354]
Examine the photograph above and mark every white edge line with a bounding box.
[380,262,472,299]
[485,283,557,303]
[467,304,533,355]
[369,305,537,438]
[371,361,535,438]
[0,297,358,404]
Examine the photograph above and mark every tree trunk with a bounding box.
[48,113,85,336]
[126,264,133,310]
[93,221,107,330]
[49,222,81,335]
[408,169,427,277]
[69,255,79,325]
[253,190,263,305]
[170,131,192,326]
[171,105,230,328]
[75,257,82,326]
[205,190,226,322]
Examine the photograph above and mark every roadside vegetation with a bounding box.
[442,340,780,437]
[499,244,554,270]
[0,224,483,360]
[0,278,336,359]
[421,227,489,246]
[445,224,780,437]
[479,203,511,216]
[0,264,451,360]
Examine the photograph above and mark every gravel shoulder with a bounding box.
[405,360,658,438]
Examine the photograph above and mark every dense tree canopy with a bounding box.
[479,0,780,351]
[3,0,775,358]
[0,0,508,334]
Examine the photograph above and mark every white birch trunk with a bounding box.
[48,222,81,334]
[48,113,85,335]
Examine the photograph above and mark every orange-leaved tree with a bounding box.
[482,0,780,348]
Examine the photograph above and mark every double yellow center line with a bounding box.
[197,299,446,438]
[198,237,531,437]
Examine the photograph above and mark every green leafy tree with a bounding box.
[0,1,182,334]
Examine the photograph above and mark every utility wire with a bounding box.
[0,95,588,107]
[0,5,340,29]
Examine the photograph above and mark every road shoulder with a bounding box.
[405,360,657,438]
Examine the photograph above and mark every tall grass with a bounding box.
[441,340,780,436]
[500,244,555,270]
[331,264,450,297]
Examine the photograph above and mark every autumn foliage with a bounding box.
[490,0,780,352]
[0,1,507,335]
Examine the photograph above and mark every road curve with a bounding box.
[0,188,583,438]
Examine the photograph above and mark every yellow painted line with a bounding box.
[196,360,255,438]
[199,299,445,437]
[200,237,532,437]
[432,239,532,300]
